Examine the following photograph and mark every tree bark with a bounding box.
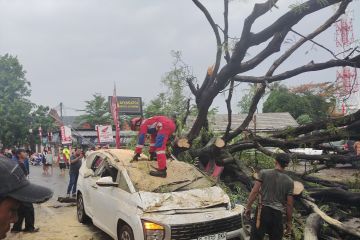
[302,199,360,238]
[309,188,360,207]
[304,213,321,240]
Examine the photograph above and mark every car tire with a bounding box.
[77,193,90,223]
[117,224,134,240]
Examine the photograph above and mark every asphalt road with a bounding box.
[7,165,112,240]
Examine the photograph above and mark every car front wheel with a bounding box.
[77,193,90,223]
[118,224,134,240]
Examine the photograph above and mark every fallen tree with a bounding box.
[168,0,360,239]
[309,188,360,207]
[302,199,360,238]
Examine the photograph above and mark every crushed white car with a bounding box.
[76,149,246,240]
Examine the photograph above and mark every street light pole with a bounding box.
[29,129,35,153]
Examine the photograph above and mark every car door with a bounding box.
[84,154,107,219]
[93,167,138,238]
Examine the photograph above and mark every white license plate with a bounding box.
[198,233,226,240]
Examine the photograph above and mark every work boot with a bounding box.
[23,227,40,233]
[149,152,157,161]
[131,153,141,162]
[150,168,167,178]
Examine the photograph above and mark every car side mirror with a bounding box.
[84,169,94,178]
[96,176,118,187]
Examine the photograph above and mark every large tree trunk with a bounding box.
[302,199,360,238]
[304,213,321,240]
[310,188,360,207]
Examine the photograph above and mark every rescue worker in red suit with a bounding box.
[131,116,176,178]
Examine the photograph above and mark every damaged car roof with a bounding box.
[100,149,215,193]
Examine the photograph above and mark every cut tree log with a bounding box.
[309,188,360,207]
[304,213,321,240]
[302,199,360,238]
[176,138,191,149]
[190,137,225,158]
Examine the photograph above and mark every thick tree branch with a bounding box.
[224,79,234,139]
[182,98,191,127]
[225,1,352,142]
[267,0,351,75]
[223,0,230,63]
[272,109,360,138]
[192,0,222,81]
[224,83,265,142]
[238,29,289,73]
[234,54,360,84]
[187,0,353,144]
[302,199,360,238]
[186,77,198,97]
[227,119,360,154]
[231,0,279,63]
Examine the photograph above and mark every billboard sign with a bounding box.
[96,125,114,143]
[109,96,142,115]
[61,126,72,145]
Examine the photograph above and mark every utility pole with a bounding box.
[60,102,63,120]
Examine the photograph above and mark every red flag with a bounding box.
[111,85,121,148]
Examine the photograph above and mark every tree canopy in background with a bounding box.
[77,93,111,128]
[0,54,55,147]
[144,51,192,119]
[0,54,33,147]
[263,84,333,123]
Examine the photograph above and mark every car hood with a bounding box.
[138,186,230,213]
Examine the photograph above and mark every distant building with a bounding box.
[187,112,298,133]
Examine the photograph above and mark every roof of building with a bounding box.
[187,112,298,132]
[61,116,80,128]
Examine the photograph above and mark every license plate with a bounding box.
[198,233,226,240]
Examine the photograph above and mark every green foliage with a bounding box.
[296,114,312,125]
[0,54,34,147]
[289,1,310,14]
[237,84,257,114]
[144,51,191,119]
[263,86,332,122]
[30,105,56,140]
[240,150,275,169]
[77,94,111,127]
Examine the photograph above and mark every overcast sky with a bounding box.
[0,0,359,115]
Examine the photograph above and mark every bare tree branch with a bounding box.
[272,109,360,138]
[267,0,351,75]
[231,0,280,63]
[224,79,234,139]
[192,0,223,81]
[221,0,349,143]
[186,0,354,143]
[182,98,191,127]
[234,54,360,84]
[223,0,230,63]
[224,83,265,142]
[186,77,198,97]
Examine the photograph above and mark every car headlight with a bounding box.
[142,221,165,240]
